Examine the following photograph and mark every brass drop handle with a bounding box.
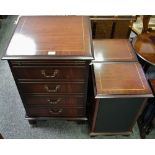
[44,85,60,93]
[49,108,63,114]
[47,98,61,105]
[41,69,59,78]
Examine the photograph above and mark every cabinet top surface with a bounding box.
[3,16,93,60]
[93,39,137,62]
[93,62,152,97]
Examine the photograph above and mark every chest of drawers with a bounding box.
[3,16,93,124]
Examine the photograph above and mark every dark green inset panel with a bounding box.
[95,98,144,132]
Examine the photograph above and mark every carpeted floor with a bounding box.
[0,16,154,139]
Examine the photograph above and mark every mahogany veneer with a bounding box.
[24,95,84,106]
[94,62,151,96]
[89,62,153,136]
[132,32,155,66]
[93,39,137,62]
[3,16,92,59]
[2,16,93,124]
[89,38,153,136]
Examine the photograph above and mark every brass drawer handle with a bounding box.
[41,69,59,78]
[49,108,63,114]
[44,85,60,93]
[47,98,61,105]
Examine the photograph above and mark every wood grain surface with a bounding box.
[93,62,152,96]
[3,16,93,60]
[132,32,155,65]
[93,39,137,62]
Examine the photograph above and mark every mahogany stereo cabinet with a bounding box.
[2,16,93,125]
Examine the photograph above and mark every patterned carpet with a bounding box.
[0,16,154,139]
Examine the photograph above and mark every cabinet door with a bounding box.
[95,98,144,133]
[113,20,130,38]
[92,20,113,39]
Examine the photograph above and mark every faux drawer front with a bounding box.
[12,66,87,81]
[27,107,86,117]
[24,95,85,106]
[19,82,85,94]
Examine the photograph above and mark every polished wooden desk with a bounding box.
[2,16,93,125]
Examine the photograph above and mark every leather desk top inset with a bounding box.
[3,16,93,60]
[93,62,152,97]
[93,39,137,62]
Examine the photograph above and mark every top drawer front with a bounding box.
[10,60,88,66]
[12,66,87,81]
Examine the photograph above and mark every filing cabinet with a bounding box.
[88,39,153,136]
[2,16,93,124]
[89,62,153,135]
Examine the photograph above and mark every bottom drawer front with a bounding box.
[24,95,85,106]
[27,107,86,117]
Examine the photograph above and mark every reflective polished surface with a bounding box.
[93,39,137,62]
[4,16,93,60]
[7,33,36,55]
[133,32,155,66]
[93,62,152,96]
